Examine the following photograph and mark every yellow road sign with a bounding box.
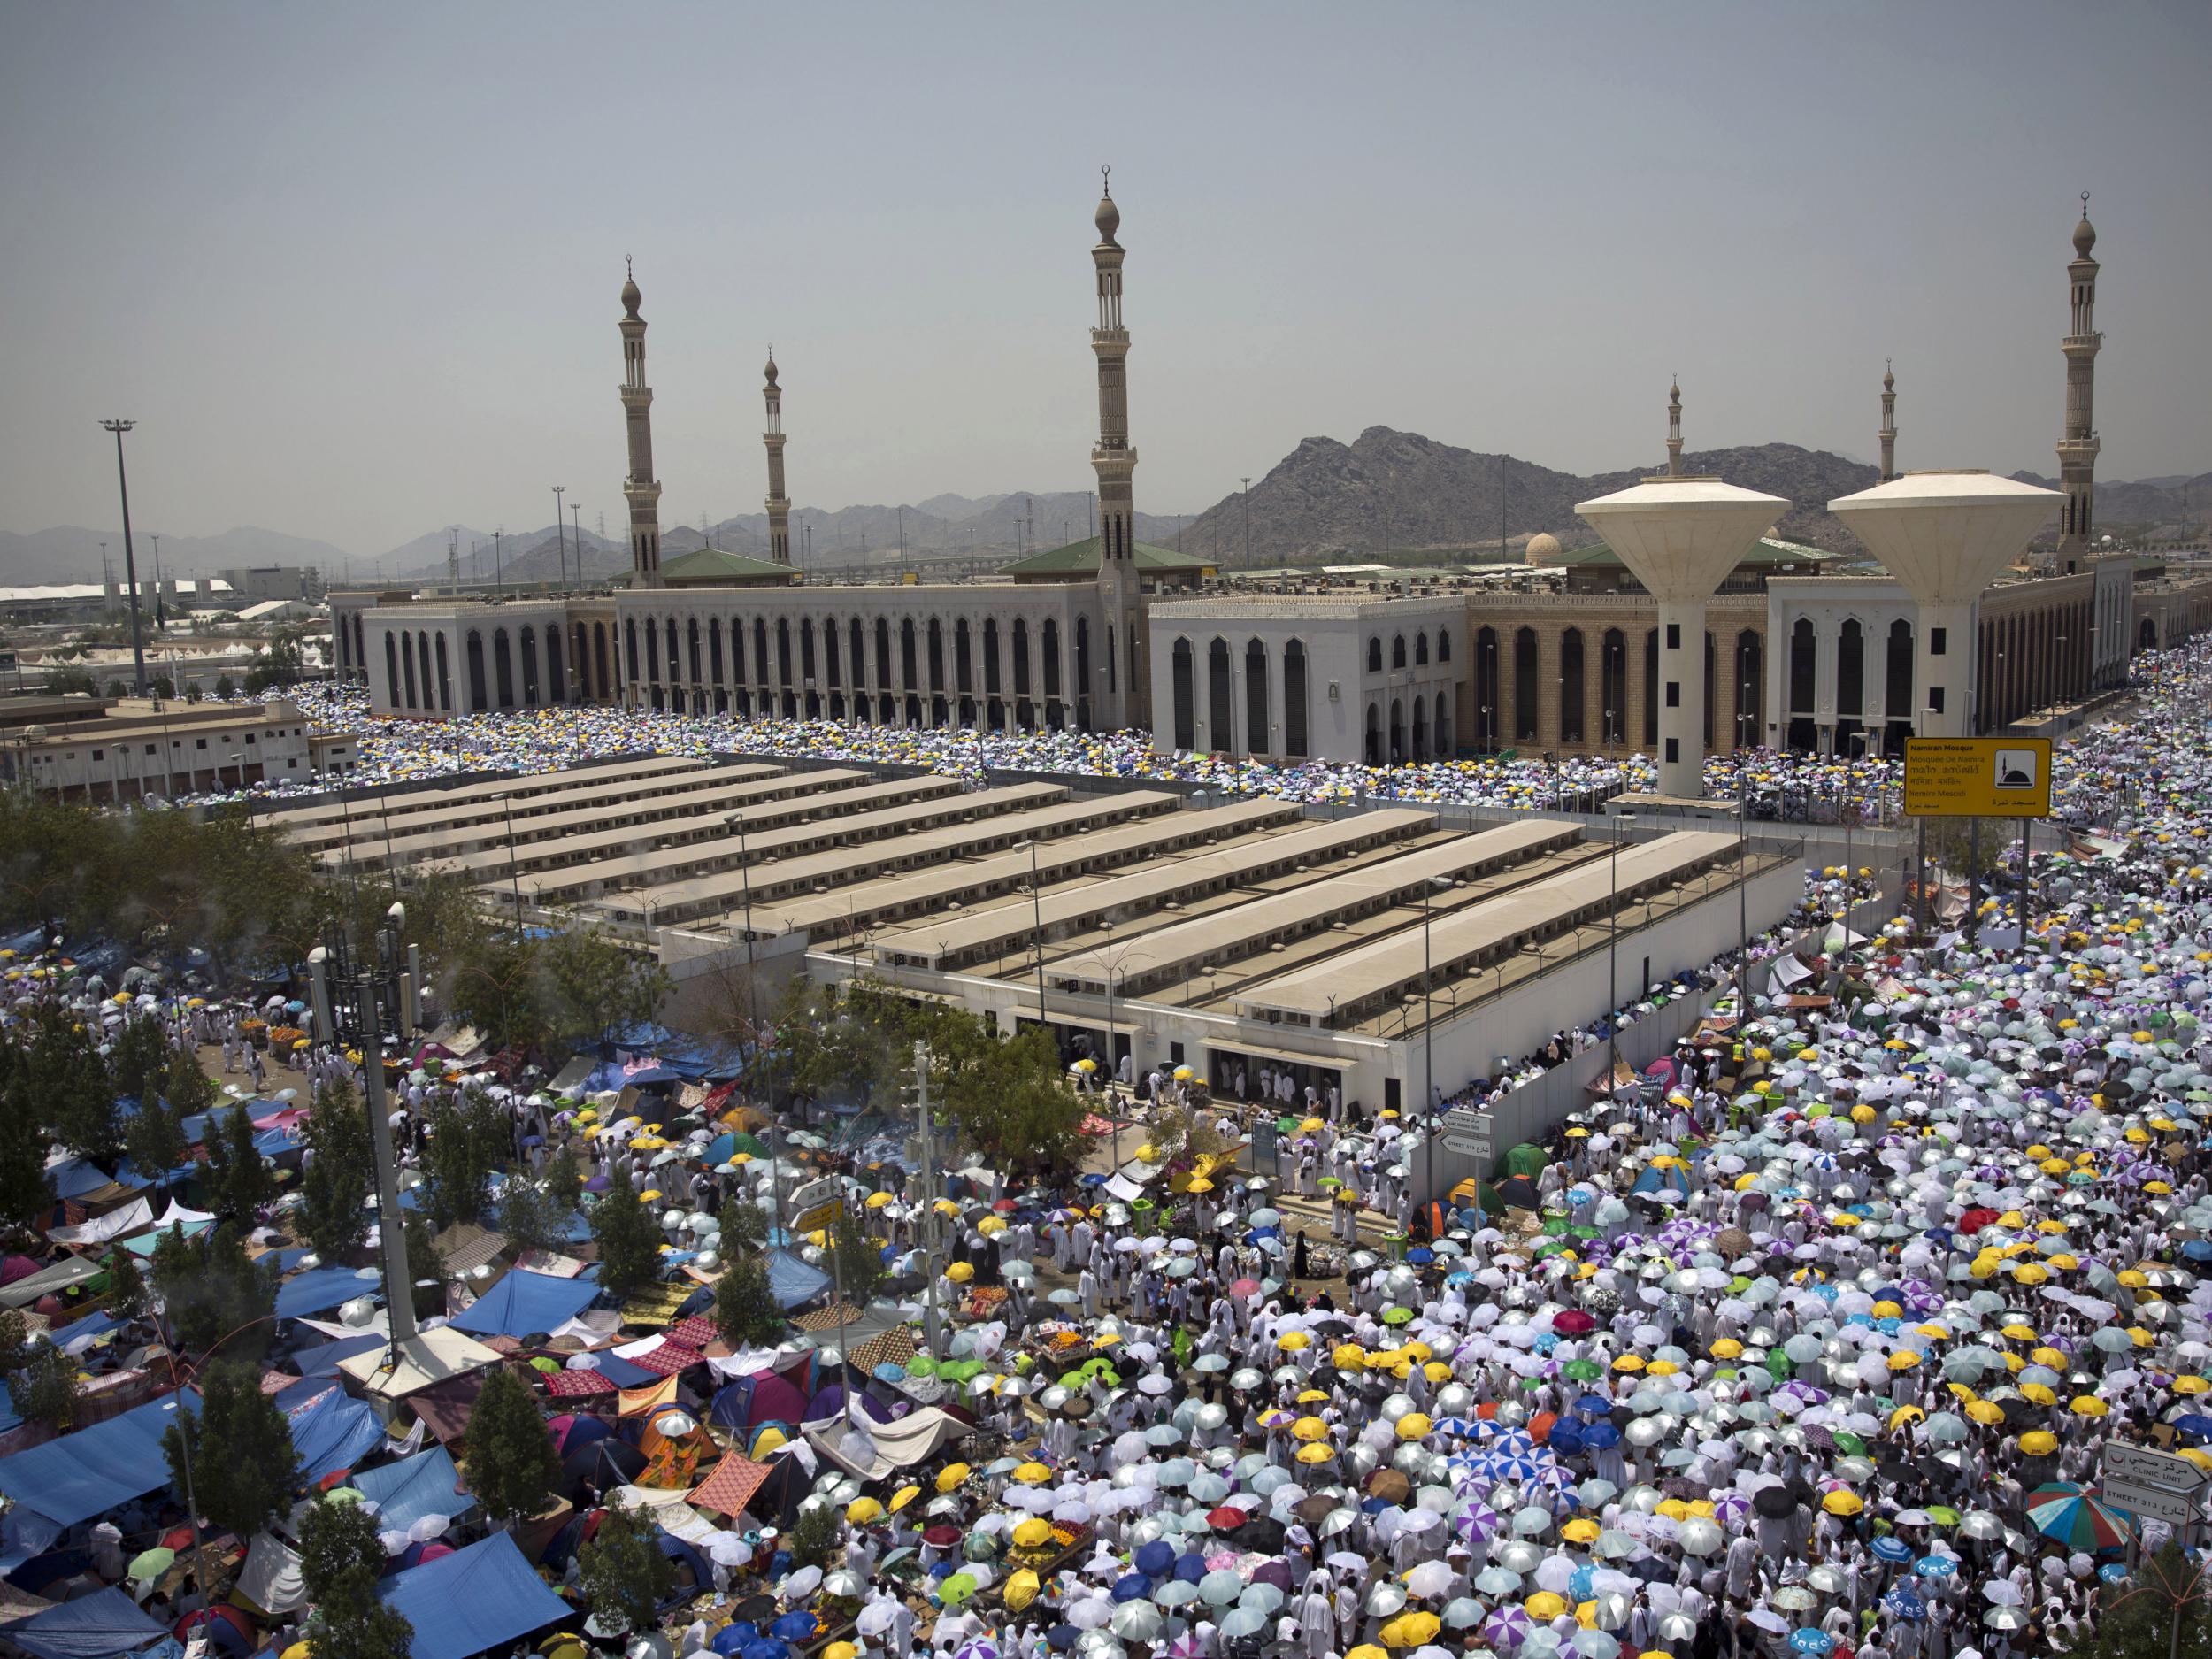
[1902,737,2052,818]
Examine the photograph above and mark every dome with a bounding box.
[620,269,642,318]
[1525,532,1562,566]
[764,353,780,388]
[1094,191,1120,243]
[2072,206,2096,258]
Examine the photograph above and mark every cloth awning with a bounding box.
[0,1257,102,1310]
[0,1389,196,1529]
[235,1532,309,1617]
[286,1384,388,1483]
[275,1264,383,1320]
[802,1406,964,1482]
[46,1196,152,1247]
[449,1269,599,1340]
[0,1586,167,1659]
[337,1327,503,1400]
[766,1249,832,1309]
[378,1532,571,1659]
[1201,1038,1348,1075]
[349,1446,474,1531]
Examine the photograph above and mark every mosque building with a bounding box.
[332,195,2207,764]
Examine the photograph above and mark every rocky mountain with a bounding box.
[0,524,349,586]
[2008,470,2212,539]
[1169,427,1891,565]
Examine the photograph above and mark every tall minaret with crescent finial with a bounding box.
[618,260,664,588]
[763,349,792,565]
[1091,167,1146,729]
[2055,194,2101,570]
[1664,377,1685,476]
[1878,362,1898,483]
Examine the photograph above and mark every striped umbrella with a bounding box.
[1479,1452,1549,1484]
[1452,1500,1502,1542]
[1711,1492,1753,1531]
[2025,1485,2133,1551]
[1483,1604,1533,1650]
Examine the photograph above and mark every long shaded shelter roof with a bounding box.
[872,807,1448,970]
[1046,818,1603,997]
[1236,827,1742,1024]
[270,756,722,839]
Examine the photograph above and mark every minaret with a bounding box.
[1878,362,1898,483]
[762,349,792,565]
[1091,169,1146,730]
[1664,378,1685,476]
[618,260,664,588]
[2055,194,2101,569]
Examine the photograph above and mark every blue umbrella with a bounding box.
[1133,1541,1174,1576]
[1172,1553,1208,1583]
[1913,1556,1958,1578]
[1046,1627,1080,1651]
[1572,1394,1614,1417]
[1871,1537,1914,1563]
[1582,1422,1622,1449]
[1111,1576,1153,1603]
[1882,1590,1926,1621]
[711,1629,751,1655]
[2172,1415,2212,1440]
[770,1614,817,1642]
[741,1643,787,1659]
[2099,1563,2131,1586]
[1788,1632,1834,1655]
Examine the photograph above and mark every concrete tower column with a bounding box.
[2055,197,2101,570]
[763,353,793,565]
[1878,364,1898,483]
[618,262,664,588]
[1090,172,1146,731]
[1829,472,2060,740]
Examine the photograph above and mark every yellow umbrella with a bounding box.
[1525,1592,1570,1621]
[2020,1383,2058,1406]
[1348,1647,1389,1659]
[2175,1377,2211,1395]
[1332,1343,1368,1371]
[2031,1347,2067,1369]
[2018,1430,2060,1455]
[1394,1412,1433,1440]
[1965,1400,2006,1426]
[1278,1331,1311,1351]
[864,1191,895,1209]
[935,1463,971,1493]
[1822,1491,1863,1517]
[1613,1355,1645,1372]
[1380,1611,1440,1646]
[847,1497,883,1524]
[1014,1461,1052,1484]
[1003,1569,1041,1612]
[825,1646,860,1659]
[1293,1416,1330,1441]
[947,1261,975,1283]
[1295,1442,1335,1464]
[1561,1518,1601,1544]
[1011,1517,1054,1548]
[1886,1351,1921,1372]
[1887,1406,1924,1431]
[1709,1339,1743,1359]
[889,1485,920,1512]
[1296,1388,1330,1403]
[2070,1396,2109,1417]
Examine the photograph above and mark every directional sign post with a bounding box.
[2103,1444,2207,1488]
[1903,737,2053,818]
[2101,1478,2203,1527]
[1439,1110,1492,1168]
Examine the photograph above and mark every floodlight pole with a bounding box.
[916,1042,943,1356]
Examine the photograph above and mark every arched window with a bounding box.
[395,632,413,709]
[1838,618,1865,718]
[1283,640,1308,758]
[900,618,918,690]
[467,630,488,710]
[983,618,1001,695]
[1474,627,1499,750]
[1364,703,1381,766]
[926,618,944,691]
[1391,634,1408,670]
[1601,627,1627,748]
[494,628,515,708]
[874,618,892,687]
[777,618,794,687]
[1436,629,1451,664]
[435,633,451,710]
[954,619,972,695]
[1513,628,1538,742]
[1171,640,1195,749]
[546,626,564,704]
[1788,618,1816,712]
[644,618,660,685]
[418,634,434,710]
[1072,616,1090,704]
[687,618,703,684]
[1885,618,1913,740]
[1415,632,1429,666]
[1367,636,1383,674]
[1012,620,1031,695]
[822,618,839,686]
[595,622,609,698]
[1737,629,1765,749]
[709,618,725,685]
[519,627,540,706]
[1041,618,1061,697]
[1245,638,1269,756]
[1207,638,1233,751]
[1560,628,1585,745]
[1388,697,1405,764]
[664,618,679,683]
[801,618,817,680]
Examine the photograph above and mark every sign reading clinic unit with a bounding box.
[1902,737,2053,818]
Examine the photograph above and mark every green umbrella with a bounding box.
[127,1548,174,1582]
[940,1572,978,1603]
[1563,1359,1603,1382]
[728,1133,770,1157]
[530,1356,562,1372]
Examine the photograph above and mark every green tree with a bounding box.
[784,1503,839,1570]
[712,1252,787,1348]
[150,1222,277,1358]
[124,1093,190,1187]
[204,1104,276,1220]
[104,680,126,700]
[150,674,174,700]
[402,1209,444,1320]
[107,1015,173,1103]
[936,1025,1094,1179]
[297,1496,417,1659]
[541,1146,583,1219]
[576,1505,675,1635]
[214,675,235,700]
[243,627,306,695]
[182,682,204,703]
[589,1170,663,1302]
[104,1248,150,1319]
[460,1366,560,1525]
[828,1210,885,1304]
[0,1085,51,1230]
[422,1094,504,1228]
[496,1175,564,1258]
[12,1341,80,1433]
[2088,1540,2212,1657]
[46,665,96,695]
[1,1008,121,1162]
[298,1076,374,1261]
[163,1361,300,1537]
[162,1046,219,1117]
[448,927,671,1060]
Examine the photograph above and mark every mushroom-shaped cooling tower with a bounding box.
[1575,475,1788,796]
[1827,471,2059,739]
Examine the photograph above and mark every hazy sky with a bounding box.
[4,2,2208,560]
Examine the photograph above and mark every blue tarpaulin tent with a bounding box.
[378,1533,571,1659]
[349,1445,473,1531]
[286,1386,387,1484]
[0,1391,196,1529]
[449,1270,599,1340]
[46,1158,143,1201]
[296,1333,386,1379]
[766,1250,832,1310]
[274,1264,382,1320]
[0,1586,169,1659]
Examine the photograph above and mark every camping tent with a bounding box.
[0,1586,168,1659]
[449,1270,600,1340]
[378,1532,571,1659]
[0,1390,196,1530]
[286,1386,388,1484]
[349,1446,475,1531]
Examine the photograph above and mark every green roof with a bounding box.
[998,536,1212,579]
[659,547,798,585]
[1552,535,1833,569]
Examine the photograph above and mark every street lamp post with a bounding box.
[1609,811,1638,1074]
[570,503,585,593]
[1021,841,1048,1041]
[1241,478,1253,565]
[1420,874,1453,1205]
[552,486,567,591]
[101,420,149,696]
[725,813,759,1059]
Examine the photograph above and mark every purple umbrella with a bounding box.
[1484,1605,1533,1649]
